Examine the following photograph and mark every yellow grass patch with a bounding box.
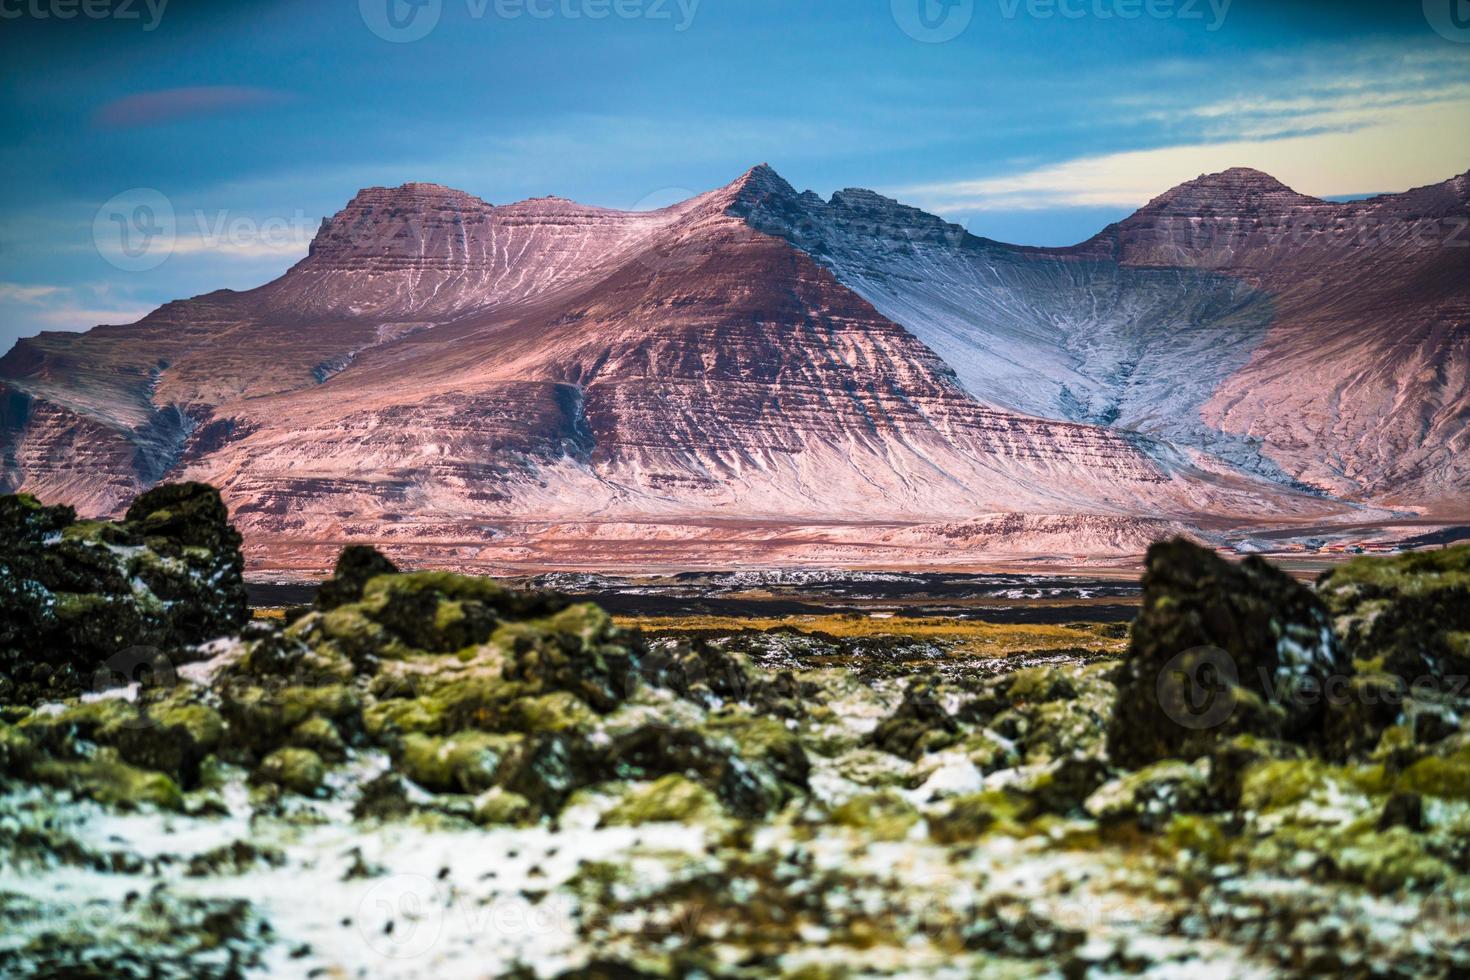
[615,614,1127,659]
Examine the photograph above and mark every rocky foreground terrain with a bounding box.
[2,484,1470,977]
[4,164,1467,570]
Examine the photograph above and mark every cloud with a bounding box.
[169,233,311,260]
[898,87,1470,212]
[0,283,64,304]
[0,282,152,350]
[29,306,153,327]
[93,86,292,129]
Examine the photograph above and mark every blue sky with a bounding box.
[1,0,1468,353]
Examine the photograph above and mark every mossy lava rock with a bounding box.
[1107,538,1345,768]
[0,483,249,703]
[1318,544,1470,683]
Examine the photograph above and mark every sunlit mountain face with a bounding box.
[3,163,1465,572]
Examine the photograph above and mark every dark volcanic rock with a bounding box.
[0,484,248,704]
[1107,538,1344,767]
[315,544,400,611]
[124,482,248,642]
[868,676,961,761]
[1314,545,1470,759]
[1318,545,1470,683]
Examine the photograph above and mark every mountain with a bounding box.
[734,165,1470,507]
[3,163,1463,572]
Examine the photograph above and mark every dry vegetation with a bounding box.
[617,613,1129,660]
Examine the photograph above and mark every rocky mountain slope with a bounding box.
[4,163,1463,570]
[736,165,1470,507]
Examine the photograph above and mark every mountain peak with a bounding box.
[1144,167,1321,213]
[343,182,491,209]
[724,162,798,200]
[306,182,494,261]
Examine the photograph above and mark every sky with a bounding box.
[0,0,1468,354]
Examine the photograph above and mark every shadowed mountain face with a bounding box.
[1,163,1464,570]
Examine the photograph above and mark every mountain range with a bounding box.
[2,163,1466,572]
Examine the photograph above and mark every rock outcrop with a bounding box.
[0,482,246,704]
[1319,545,1470,684]
[1107,538,1344,767]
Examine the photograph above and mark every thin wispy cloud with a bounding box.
[898,48,1470,213]
[0,281,152,336]
[0,283,63,304]
[93,87,292,129]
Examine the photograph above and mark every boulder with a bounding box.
[0,485,248,704]
[1108,539,1344,768]
[1317,545,1470,684]
[314,544,400,610]
[867,676,960,761]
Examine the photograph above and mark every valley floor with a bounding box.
[238,516,1470,582]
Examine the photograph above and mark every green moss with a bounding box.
[1322,546,1470,599]
[929,790,1035,843]
[395,731,520,794]
[1239,759,1387,814]
[148,702,225,753]
[310,606,407,662]
[359,574,509,652]
[1395,751,1470,800]
[543,602,617,642]
[960,730,1020,774]
[508,692,597,733]
[1372,724,1416,760]
[22,696,224,787]
[364,570,514,607]
[828,790,920,841]
[253,747,325,795]
[1163,814,1232,864]
[704,714,802,764]
[196,755,242,790]
[1084,759,1209,824]
[367,662,521,735]
[1319,545,1470,686]
[290,715,346,761]
[268,684,358,730]
[363,697,449,738]
[1332,828,1452,892]
[472,787,536,826]
[20,698,140,741]
[600,774,723,826]
[434,600,471,640]
[51,592,126,622]
[1005,667,1077,704]
[825,748,913,791]
[0,721,37,773]
[1023,699,1104,762]
[1446,631,1470,659]
[32,750,183,810]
